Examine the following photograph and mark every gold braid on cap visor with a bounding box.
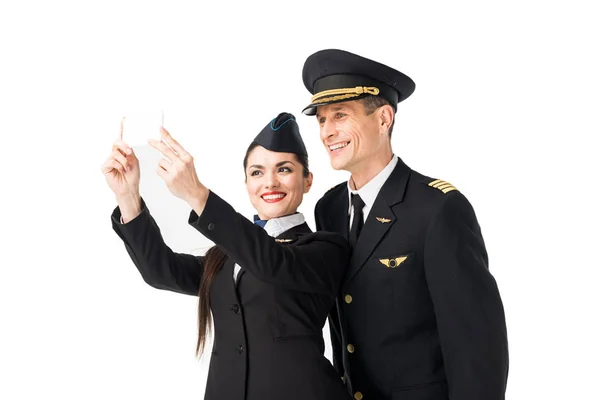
[310,86,380,104]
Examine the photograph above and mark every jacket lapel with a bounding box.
[235,267,246,287]
[343,159,412,286]
[223,256,244,287]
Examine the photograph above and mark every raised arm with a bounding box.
[188,191,349,294]
[146,127,349,295]
[102,133,204,296]
[112,197,204,296]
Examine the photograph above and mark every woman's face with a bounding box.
[245,146,313,220]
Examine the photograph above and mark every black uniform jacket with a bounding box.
[112,191,351,400]
[315,157,509,400]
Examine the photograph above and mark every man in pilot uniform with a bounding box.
[301,49,509,400]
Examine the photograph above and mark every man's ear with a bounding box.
[379,104,394,136]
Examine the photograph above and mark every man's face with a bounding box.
[316,100,386,172]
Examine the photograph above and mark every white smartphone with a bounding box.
[121,109,164,147]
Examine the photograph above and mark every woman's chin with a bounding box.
[258,205,289,220]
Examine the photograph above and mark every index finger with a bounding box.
[160,126,188,157]
[120,116,125,141]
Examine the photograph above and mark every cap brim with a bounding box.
[301,93,374,116]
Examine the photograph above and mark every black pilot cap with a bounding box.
[301,49,415,115]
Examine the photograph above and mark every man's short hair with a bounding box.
[360,96,396,138]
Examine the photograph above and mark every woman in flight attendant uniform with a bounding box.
[101,112,351,400]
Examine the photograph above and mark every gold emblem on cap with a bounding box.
[275,238,293,243]
[375,217,391,223]
[311,86,380,104]
[428,179,458,194]
[379,256,408,268]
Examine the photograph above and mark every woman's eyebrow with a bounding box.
[249,161,295,169]
[276,161,295,167]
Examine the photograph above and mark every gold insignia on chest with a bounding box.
[375,217,392,223]
[428,179,458,194]
[379,256,408,268]
[275,238,293,243]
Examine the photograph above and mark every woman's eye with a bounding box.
[278,167,291,173]
[250,170,261,176]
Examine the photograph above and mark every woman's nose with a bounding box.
[265,171,279,189]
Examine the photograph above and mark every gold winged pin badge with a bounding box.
[376,217,392,223]
[379,256,408,268]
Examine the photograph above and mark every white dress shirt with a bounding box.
[347,155,398,227]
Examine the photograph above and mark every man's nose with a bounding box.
[320,119,337,141]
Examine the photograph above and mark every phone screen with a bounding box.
[121,109,164,147]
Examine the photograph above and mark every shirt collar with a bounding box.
[254,212,306,238]
[347,155,399,214]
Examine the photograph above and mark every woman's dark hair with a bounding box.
[195,142,310,356]
[195,245,227,356]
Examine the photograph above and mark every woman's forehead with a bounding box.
[247,146,296,166]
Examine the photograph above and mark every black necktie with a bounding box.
[349,194,365,250]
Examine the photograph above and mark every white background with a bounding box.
[1,0,599,399]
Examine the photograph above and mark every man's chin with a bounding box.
[329,158,349,171]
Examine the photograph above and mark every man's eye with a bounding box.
[335,113,345,119]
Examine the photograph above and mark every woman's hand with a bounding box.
[101,135,141,198]
[101,120,142,222]
[148,127,209,213]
